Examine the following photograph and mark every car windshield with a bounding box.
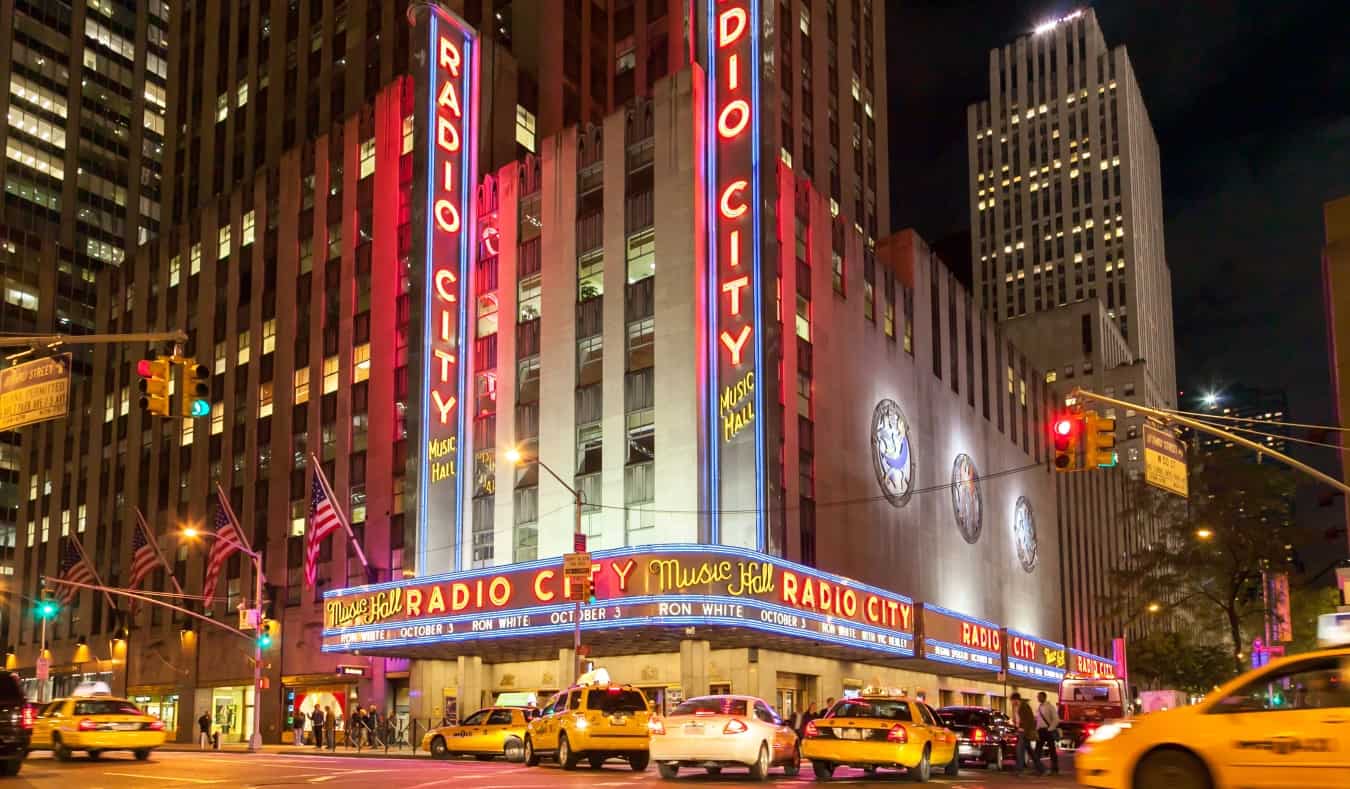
[586,689,647,714]
[73,700,142,715]
[937,709,985,726]
[459,710,490,726]
[828,700,912,721]
[672,697,748,717]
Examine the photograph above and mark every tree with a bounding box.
[1128,630,1236,693]
[1284,584,1342,656]
[1104,447,1297,674]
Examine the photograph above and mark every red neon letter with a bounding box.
[781,571,799,606]
[427,585,446,614]
[717,99,750,139]
[534,570,555,602]
[434,199,461,233]
[437,80,462,118]
[432,391,457,423]
[406,588,423,616]
[437,116,461,153]
[719,180,749,219]
[439,37,462,74]
[718,7,747,46]
[434,348,456,383]
[728,53,739,91]
[720,325,752,366]
[434,269,458,301]
[611,559,636,591]
[481,226,500,256]
[722,276,750,315]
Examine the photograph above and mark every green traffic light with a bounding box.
[189,399,211,418]
[36,600,60,620]
[257,633,273,649]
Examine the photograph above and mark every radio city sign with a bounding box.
[1069,649,1119,679]
[704,0,767,550]
[322,545,915,657]
[1005,628,1067,683]
[416,7,479,570]
[921,604,1003,672]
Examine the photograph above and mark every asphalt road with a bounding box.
[11,750,1080,788]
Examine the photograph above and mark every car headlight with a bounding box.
[1086,721,1132,743]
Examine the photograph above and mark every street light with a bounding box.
[1146,602,1161,614]
[505,446,585,683]
[180,527,266,753]
[1195,527,1214,540]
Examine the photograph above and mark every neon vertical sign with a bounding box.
[417,7,478,572]
[705,0,766,550]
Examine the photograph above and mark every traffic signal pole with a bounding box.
[1071,388,1350,497]
[0,330,188,349]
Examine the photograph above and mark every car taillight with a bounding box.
[147,720,165,731]
[78,718,98,731]
[971,727,986,743]
[648,718,665,735]
[886,724,908,744]
[20,705,34,729]
[803,720,819,738]
[723,719,748,735]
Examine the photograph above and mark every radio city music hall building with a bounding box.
[8,2,1118,742]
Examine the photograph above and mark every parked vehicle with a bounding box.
[420,706,532,761]
[649,694,800,780]
[0,673,33,777]
[800,693,959,782]
[936,705,1017,769]
[1058,675,1128,750]
[523,668,651,771]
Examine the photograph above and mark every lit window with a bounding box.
[323,355,340,394]
[578,251,603,301]
[216,92,229,121]
[515,105,536,153]
[262,318,276,354]
[237,330,250,365]
[353,343,371,383]
[359,138,376,179]
[237,79,248,107]
[211,402,225,434]
[476,293,499,337]
[402,115,414,155]
[218,223,231,259]
[181,417,194,446]
[258,382,274,418]
[1045,370,1057,383]
[168,254,181,286]
[61,509,70,537]
[517,274,541,322]
[190,242,202,274]
[77,504,87,533]
[795,295,811,342]
[294,367,310,404]
[214,340,227,374]
[625,229,655,283]
[120,386,130,416]
[299,237,313,274]
[104,392,115,423]
[241,210,256,246]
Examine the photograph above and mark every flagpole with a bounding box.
[309,453,372,574]
[69,536,120,616]
[134,507,186,596]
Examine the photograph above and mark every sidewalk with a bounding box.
[160,742,430,759]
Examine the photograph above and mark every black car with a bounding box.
[0,673,33,777]
[935,706,1017,769]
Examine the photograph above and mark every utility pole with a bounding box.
[0,330,188,350]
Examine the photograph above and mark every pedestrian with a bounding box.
[323,705,337,751]
[823,697,835,713]
[293,710,305,747]
[349,706,366,747]
[367,705,382,747]
[1012,693,1043,777]
[797,702,818,735]
[197,711,212,750]
[1034,691,1060,775]
[310,705,326,749]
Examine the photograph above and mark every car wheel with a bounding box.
[863,765,878,776]
[629,752,649,772]
[1134,749,1212,789]
[705,766,721,775]
[986,746,1003,770]
[749,743,770,782]
[909,747,931,783]
[0,759,20,777]
[589,755,605,769]
[944,749,960,776]
[557,734,577,770]
[657,762,679,779]
[134,749,152,761]
[782,745,801,777]
[87,750,102,761]
[503,737,524,763]
[811,760,835,781]
[429,735,449,759]
[523,737,540,767]
[52,736,71,762]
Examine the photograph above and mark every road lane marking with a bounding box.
[103,772,227,784]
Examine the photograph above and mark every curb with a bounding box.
[159,744,431,760]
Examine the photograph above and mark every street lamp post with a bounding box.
[183,528,266,753]
[506,448,584,683]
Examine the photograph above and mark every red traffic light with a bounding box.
[137,359,155,377]
[1054,419,1074,437]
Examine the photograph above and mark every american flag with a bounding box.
[128,520,160,592]
[57,537,96,604]
[201,491,242,607]
[305,475,344,588]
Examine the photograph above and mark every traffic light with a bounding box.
[1084,411,1118,468]
[137,357,172,417]
[256,619,277,649]
[179,360,211,418]
[568,575,593,603]
[1052,413,1083,472]
[34,597,60,621]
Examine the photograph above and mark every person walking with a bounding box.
[197,712,212,750]
[1034,691,1060,775]
[310,706,326,749]
[293,710,306,747]
[348,706,366,748]
[367,705,382,747]
[323,705,337,751]
[1012,693,1044,777]
[797,702,818,736]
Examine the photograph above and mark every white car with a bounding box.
[649,695,801,781]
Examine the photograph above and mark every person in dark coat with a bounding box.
[197,712,212,750]
[1012,693,1043,777]
[310,706,326,749]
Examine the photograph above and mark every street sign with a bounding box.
[573,533,587,552]
[35,656,49,683]
[238,608,260,630]
[1143,424,1188,497]
[0,354,71,431]
[563,552,592,578]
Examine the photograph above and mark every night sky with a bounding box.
[885,0,1350,477]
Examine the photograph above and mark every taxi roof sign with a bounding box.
[1317,611,1350,648]
[577,667,612,687]
[71,680,113,697]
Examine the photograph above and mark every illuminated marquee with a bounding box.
[417,8,479,571]
[322,545,915,657]
[704,0,766,549]
[1005,628,1067,683]
[921,604,1002,672]
[1068,649,1118,679]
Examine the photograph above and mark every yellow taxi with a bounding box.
[1076,646,1350,788]
[800,693,959,782]
[523,668,652,771]
[31,692,167,761]
[420,706,536,761]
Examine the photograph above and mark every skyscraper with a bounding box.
[967,8,1175,409]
